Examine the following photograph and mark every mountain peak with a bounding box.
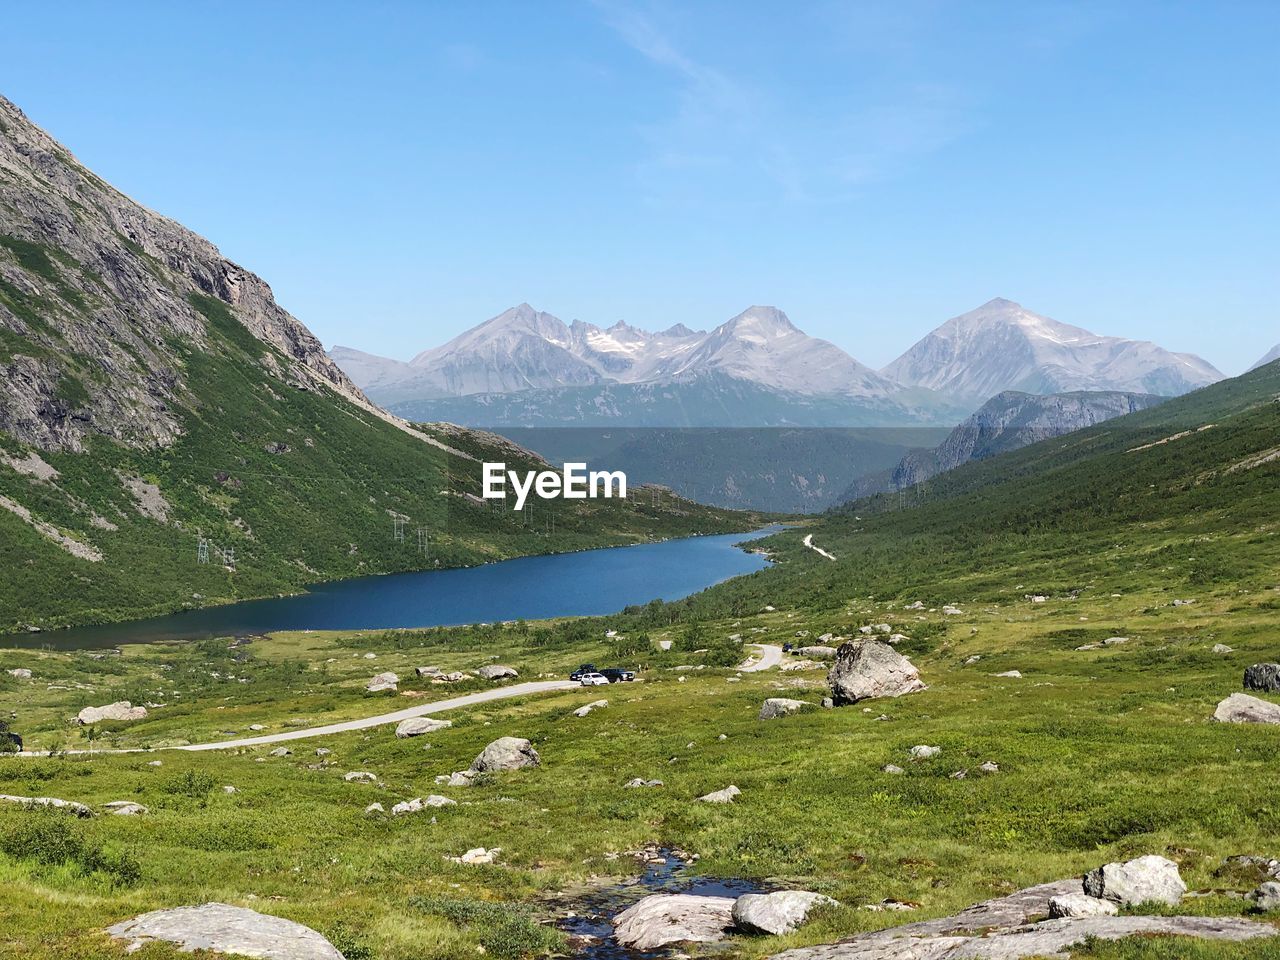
[661,322,699,337]
[723,305,798,336]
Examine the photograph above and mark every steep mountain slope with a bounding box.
[1249,344,1280,371]
[882,298,1222,404]
[0,96,748,632]
[843,389,1168,498]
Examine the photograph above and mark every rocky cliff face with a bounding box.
[0,95,364,452]
[887,390,1168,490]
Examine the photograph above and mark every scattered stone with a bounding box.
[978,761,1000,774]
[963,655,982,665]
[732,891,836,936]
[416,665,442,678]
[268,747,291,757]
[449,846,500,865]
[573,700,609,718]
[362,652,377,660]
[950,769,968,780]
[613,894,736,950]
[821,697,834,709]
[759,697,809,719]
[625,778,664,789]
[470,737,540,773]
[0,794,94,817]
[905,600,926,610]
[344,772,377,783]
[828,640,926,705]
[395,717,452,738]
[797,646,838,658]
[104,801,148,816]
[77,701,147,724]
[1083,855,1186,906]
[909,745,941,759]
[882,764,905,774]
[1048,893,1118,919]
[315,748,331,757]
[248,724,266,731]
[392,795,455,815]
[106,903,344,960]
[697,785,741,804]
[365,802,384,814]
[1244,663,1280,693]
[943,605,963,615]
[6,668,31,679]
[477,664,519,681]
[1103,636,1129,646]
[222,786,237,794]
[1214,644,1235,654]
[1076,643,1101,651]
[366,671,398,693]
[993,670,1023,678]
[1249,881,1280,912]
[147,760,163,767]
[1214,692,1280,725]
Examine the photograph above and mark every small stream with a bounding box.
[553,848,770,958]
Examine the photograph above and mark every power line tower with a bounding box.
[221,545,236,571]
[197,532,209,564]
[392,516,406,542]
[416,526,429,557]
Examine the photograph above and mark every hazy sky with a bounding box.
[3,2,1276,372]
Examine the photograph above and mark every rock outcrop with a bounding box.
[828,641,925,705]
[613,894,737,950]
[1244,663,1280,692]
[106,903,345,960]
[76,701,147,724]
[1083,855,1186,906]
[733,891,836,935]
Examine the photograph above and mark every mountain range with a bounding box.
[333,299,1225,427]
[1250,343,1280,371]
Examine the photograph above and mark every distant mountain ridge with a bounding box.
[1250,343,1280,371]
[333,298,1222,427]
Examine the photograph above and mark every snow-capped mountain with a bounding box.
[1249,343,1280,371]
[332,303,901,407]
[882,298,1223,403]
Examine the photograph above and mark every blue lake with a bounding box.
[5,528,777,650]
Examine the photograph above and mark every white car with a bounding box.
[579,672,610,687]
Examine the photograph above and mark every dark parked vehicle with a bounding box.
[569,664,598,681]
[601,667,636,682]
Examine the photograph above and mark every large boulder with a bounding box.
[106,903,344,959]
[613,894,736,949]
[470,737,540,773]
[1083,855,1186,906]
[1244,663,1280,693]
[477,664,519,681]
[732,891,836,935]
[828,641,925,705]
[1249,881,1280,912]
[395,717,452,738]
[759,698,809,720]
[77,701,147,724]
[1214,692,1280,725]
[366,672,398,693]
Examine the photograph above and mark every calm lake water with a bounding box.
[4,529,777,651]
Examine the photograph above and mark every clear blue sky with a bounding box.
[3,1,1276,372]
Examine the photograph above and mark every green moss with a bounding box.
[0,235,59,283]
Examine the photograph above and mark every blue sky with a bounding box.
[2,1,1276,372]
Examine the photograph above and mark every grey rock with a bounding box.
[573,699,609,718]
[343,772,377,783]
[759,697,809,720]
[1083,855,1185,906]
[624,778,664,788]
[106,903,344,960]
[697,785,741,804]
[365,802,384,814]
[613,894,736,950]
[1214,692,1280,724]
[977,761,999,774]
[103,801,149,816]
[797,646,838,659]
[77,701,147,724]
[0,793,94,817]
[395,717,452,738]
[882,764,905,774]
[366,671,398,693]
[829,641,925,705]
[392,795,454,815]
[268,746,291,757]
[1213,643,1234,654]
[733,891,836,935]
[470,736,540,773]
[909,745,941,759]
[1249,881,1280,911]
[1244,663,1280,692]
[6,668,32,679]
[1047,893,1117,918]
[477,664,519,680]
[416,665,442,678]
[315,748,331,757]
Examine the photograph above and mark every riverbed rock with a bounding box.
[106,902,344,960]
[104,801,148,816]
[1083,855,1185,906]
[733,891,836,935]
[0,794,94,817]
[697,785,740,804]
[1249,881,1280,911]
[1214,692,1280,724]
[470,737,540,773]
[366,672,398,693]
[1047,893,1117,919]
[395,717,452,738]
[1244,663,1280,692]
[613,894,736,950]
[77,701,147,724]
[477,664,519,681]
[759,698,809,719]
[828,641,925,705]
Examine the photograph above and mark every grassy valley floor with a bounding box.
[2,583,1279,959]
